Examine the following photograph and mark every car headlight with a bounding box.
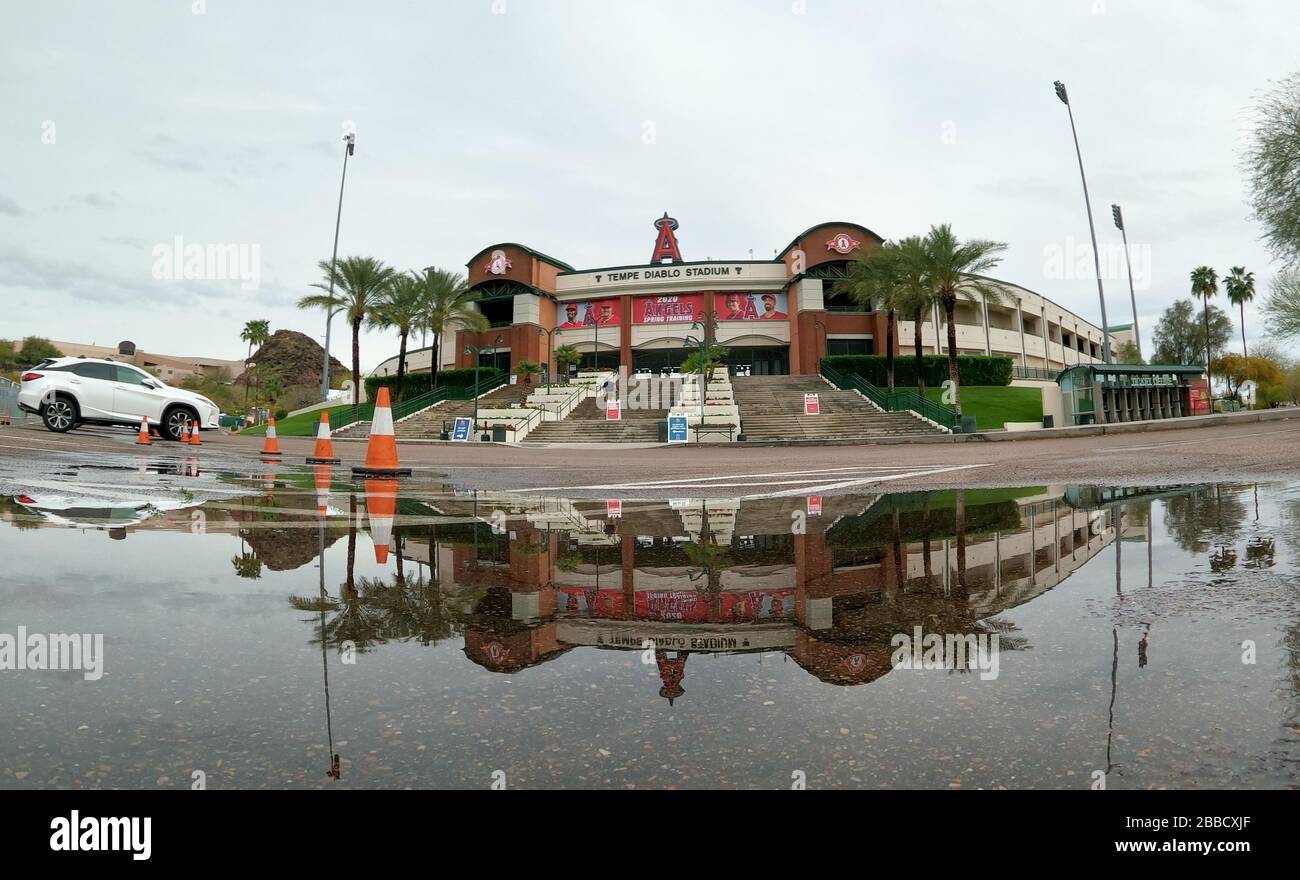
[195,396,216,410]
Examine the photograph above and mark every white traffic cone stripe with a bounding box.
[369,514,393,549]
[371,405,394,436]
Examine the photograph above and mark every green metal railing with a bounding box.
[329,374,509,432]
[1013,366,1062,382]
[820,363,958,431]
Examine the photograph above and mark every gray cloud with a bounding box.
[72,192,119,210]
[0,0,1294,366]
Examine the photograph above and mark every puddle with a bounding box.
[1,469,1297,789]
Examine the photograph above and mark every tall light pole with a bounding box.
[1111,204,1142,361]
[538,327,558,392]
[321,131,356,400]
[1054,81,1112,364]
[463,335,503,441]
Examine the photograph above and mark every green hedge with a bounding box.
[365,368,501,400]
[823,354,1013,387]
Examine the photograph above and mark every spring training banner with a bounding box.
[633,293,705,324]
[631,292,789,324]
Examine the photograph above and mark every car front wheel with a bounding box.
[42,397,78,433]
[162,407,198,441]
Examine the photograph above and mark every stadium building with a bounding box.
[373,215,1118,380]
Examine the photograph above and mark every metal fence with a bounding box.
[1012,366,1062,382]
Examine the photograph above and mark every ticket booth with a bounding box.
[1057,364,1206,426]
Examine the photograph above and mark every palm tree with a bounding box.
[682,341,729,421]
[231,551,262,580]
[554,344,581,383]
[1224,266,1256,397]
[835,243,906,391]
[511,360,543,386]
[299,257,399,405]
[892,236,936,400]
[418,268,489,391]
[239,319,269,405]
[1190,266,1219,389]
[369,272,425,402]
[919,225,1009,416]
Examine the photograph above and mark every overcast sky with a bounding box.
[3,0,1297,371]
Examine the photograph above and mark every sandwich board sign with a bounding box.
[804,393,820,415]
[667,414,689,443]
[606,400,621,421]
[451,416,472,442]
[807,495,822,516]
[607,499,622,518]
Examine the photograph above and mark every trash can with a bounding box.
[658,420,669,442]
[959,414,977,434]
[1042,414,1054,429]
[491,425,508,443]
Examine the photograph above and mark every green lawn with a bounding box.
[899,385,1042,430]
[240,405,353,436]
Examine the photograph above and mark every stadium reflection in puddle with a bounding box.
[1,477,1297,789]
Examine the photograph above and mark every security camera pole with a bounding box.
[321,131,356,401]
[1111,204,1142,361]
[1054,81,1112,364]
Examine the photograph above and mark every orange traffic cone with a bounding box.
[352,387,410,476]
[261,417,282,457]
[136,415,151,445]
[306,412,340,464]
[189,418,201,446]
[365,478,396,563]
[313,465,333,518]
[179,420,191,443]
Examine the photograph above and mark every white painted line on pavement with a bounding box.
[518,464,953,493]
[741,463,994,499]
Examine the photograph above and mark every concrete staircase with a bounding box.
[523,398,667,443]
[335,383,533,439]
[733,375,944,441]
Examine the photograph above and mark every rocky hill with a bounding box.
[241,329,347,390]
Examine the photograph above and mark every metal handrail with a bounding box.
[820,363,958,430]
[1013,366,1061,382]
[330,374,509,432]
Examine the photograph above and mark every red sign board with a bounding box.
[633,293,705,324]
[557,587,795,622]
[804,393,820,415]
[558,298,621,329]
[807,495,822,516]
[1188,379,1211,415]
[605,400,621,421]
[606,499,622,519]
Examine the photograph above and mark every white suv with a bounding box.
[18,357,221,440]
